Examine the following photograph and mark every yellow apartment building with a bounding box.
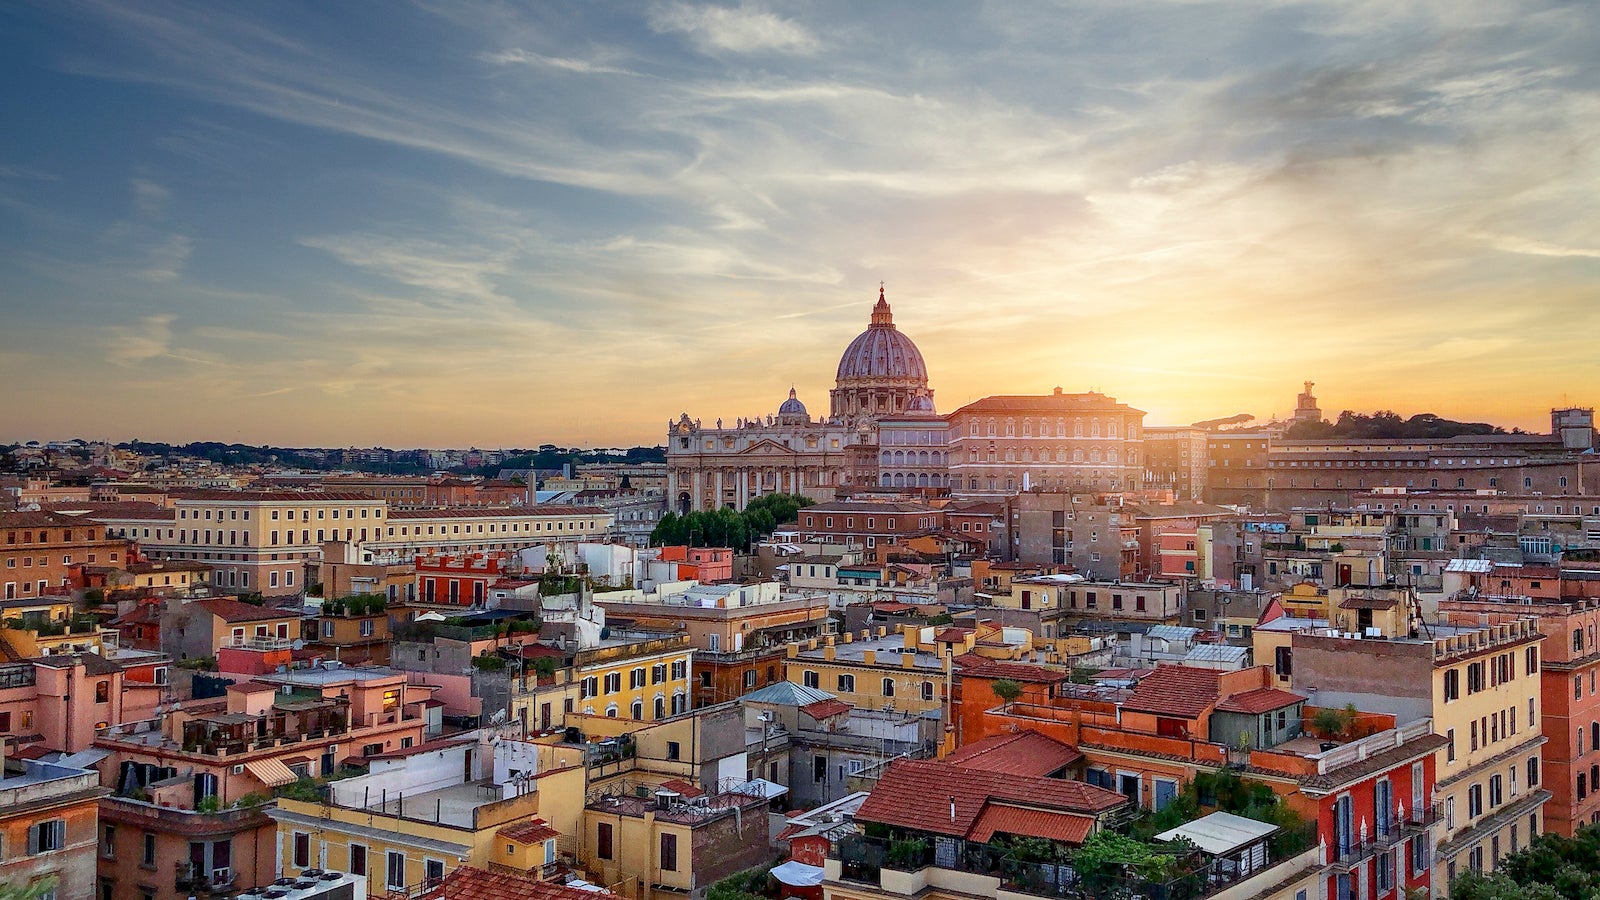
[785,628,950,715]
[271,735,587,896]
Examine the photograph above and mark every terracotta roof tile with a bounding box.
[953,655,1072,684]
[942,731,1083,777]
[968,805,1095,844]
[856,758,1125,840]
[800,699,852,720]
[499,818,560,843]
[196,598,299,623]
[1215,688,1308,715]
[1121,664,1223,719]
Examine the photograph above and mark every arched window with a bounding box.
[631,700,643,720]
[922,681,935,701]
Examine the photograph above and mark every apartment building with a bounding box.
[1,510,128,600]
[271,734,587,895]
[0,750,108,900]
[595,582,830,707]
[784,628,950,716]
[1286,616,1547,886]
[1004,492,1139,580]
[792,502,943,552]
[507,633,695,735]
[1143,426,1208,501]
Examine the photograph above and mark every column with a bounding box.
[714,469,725,509]
[736,468,747,510]
[691,469,704,512]
[666,468,678,505]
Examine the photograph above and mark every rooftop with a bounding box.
[941,730,1083,777]
[1121,665,1223,719]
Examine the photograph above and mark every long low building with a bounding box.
[65,492,611,596]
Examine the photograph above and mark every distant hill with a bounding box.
[1285,411,1512,440]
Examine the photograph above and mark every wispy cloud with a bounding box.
[478,48,644,77]
[647,3,818,55]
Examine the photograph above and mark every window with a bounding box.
[1529,756,1540,785]
[1274,647,1292,677]
[744,669,757,689]
[425,859,445,888]
[1468,784,1483,817]
[882,677,895,697]
[667,741,680,761]
[1446,728,1456,763]
[1490,774,1503,807]
[349,844,367,877]
[837,674,855,692]
[386,851,406,891]
[596,823,614,860]
[660,833,678,872]
[293,832,310,869]
[604,672,621,694]
[102,824,116,859]
[1444,669,1459,702]
[361,619,375,637]
[144,832,156,866]
[802,670,819,689]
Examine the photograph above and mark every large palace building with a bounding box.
[665,287,1149,512]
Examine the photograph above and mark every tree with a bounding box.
[991,678,1023,710]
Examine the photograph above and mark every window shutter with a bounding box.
[27,823,40,855]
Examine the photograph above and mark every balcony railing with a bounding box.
[837,825,1317,900]
[175,861,237,893]
[223,636,293,651]
[1327,804,1440,870]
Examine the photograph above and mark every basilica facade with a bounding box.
[664,286,1146,513]
[666,288,937,513]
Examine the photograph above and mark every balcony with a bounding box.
[175,861,237,894]
[1325,803,1441,871]
[835,827,1319,900]
[224,636,294,651]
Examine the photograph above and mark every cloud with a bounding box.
[105,314,176,365]
[130,178,170,219]
[477,49,643,77]
[140,234,192,281]
[647,3,818,55]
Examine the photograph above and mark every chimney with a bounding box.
[824,645,836,662]
[903,628,918,651]
[901,652,915,669]
[840,632,853,644]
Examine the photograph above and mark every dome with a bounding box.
[778,387,808,418]
[835,287,928,384]
[906,392,936,413]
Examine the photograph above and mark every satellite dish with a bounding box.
[291,639,305,650]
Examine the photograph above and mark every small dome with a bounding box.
[778,387,808,419]
[907,393,936,413]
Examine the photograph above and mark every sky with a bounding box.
[1,1,1597,448]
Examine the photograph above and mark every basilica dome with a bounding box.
[829,286,933,423]
[835,288,928,384]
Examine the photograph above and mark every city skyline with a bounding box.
[2,1,1596,446]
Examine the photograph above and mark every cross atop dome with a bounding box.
[870,283,894,327]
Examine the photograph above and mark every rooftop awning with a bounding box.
[770,861,825,887]
[1155,811,1279,856]
[730,778,788,800]
[245,757,298,788]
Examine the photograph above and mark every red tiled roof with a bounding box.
[933,627,974,643]
[1215,687,1308,715]
[801,699,852,720]
[856,758,1125,840]
[968,805,1095,844]
[872,602,916,613]
[659,778,706,799]
[499,818,560,843]
[422,866,610,900]
[953,655,1072,684]
[942,731,1083,777]
[196,598,299,623]
[1121,664,1223,719]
